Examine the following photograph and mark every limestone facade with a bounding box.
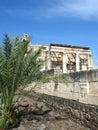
[21,34,93,73]
[43,44,93,73]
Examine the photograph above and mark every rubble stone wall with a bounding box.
[37,93,98,130]
[27,69,98,129]
[26,69,98,129]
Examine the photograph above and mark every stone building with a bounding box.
[21,34,93,73]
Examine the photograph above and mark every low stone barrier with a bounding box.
[27,69,98,105]
[34,93,98,130]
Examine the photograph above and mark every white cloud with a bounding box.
[42,0,98,20]
[65,0,98,19]
[38,0,98,20]
[3,0,98,20]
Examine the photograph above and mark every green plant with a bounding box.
[0,33,68,129]
[0,33,43,129]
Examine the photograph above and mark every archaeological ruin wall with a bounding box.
[21,34,93,73]
[41,44,93,73]
[36,69,98,106]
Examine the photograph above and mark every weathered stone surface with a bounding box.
[11,94,91,130]
[33,92,98,130]
[36,69,98,106]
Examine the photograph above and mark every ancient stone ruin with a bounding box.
[20,34,98,130]
[21,34,93,73]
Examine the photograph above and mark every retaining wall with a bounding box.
[37,69,98,105]
[36,93,98,130]
[26,69,98,129]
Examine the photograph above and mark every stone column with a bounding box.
[63,53,67,73]
[90,55,93,69]
[88,54,93,69]
[46,47,51,70]
[76,53,80,71]
[47,51,51,69]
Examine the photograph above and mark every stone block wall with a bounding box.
[37,69,98,105]
[26,69,98,129]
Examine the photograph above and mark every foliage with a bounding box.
[0,33,43,129]
[0,33,68,129]
[40,72,68,84]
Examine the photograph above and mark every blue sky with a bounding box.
[0,0,98,68]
